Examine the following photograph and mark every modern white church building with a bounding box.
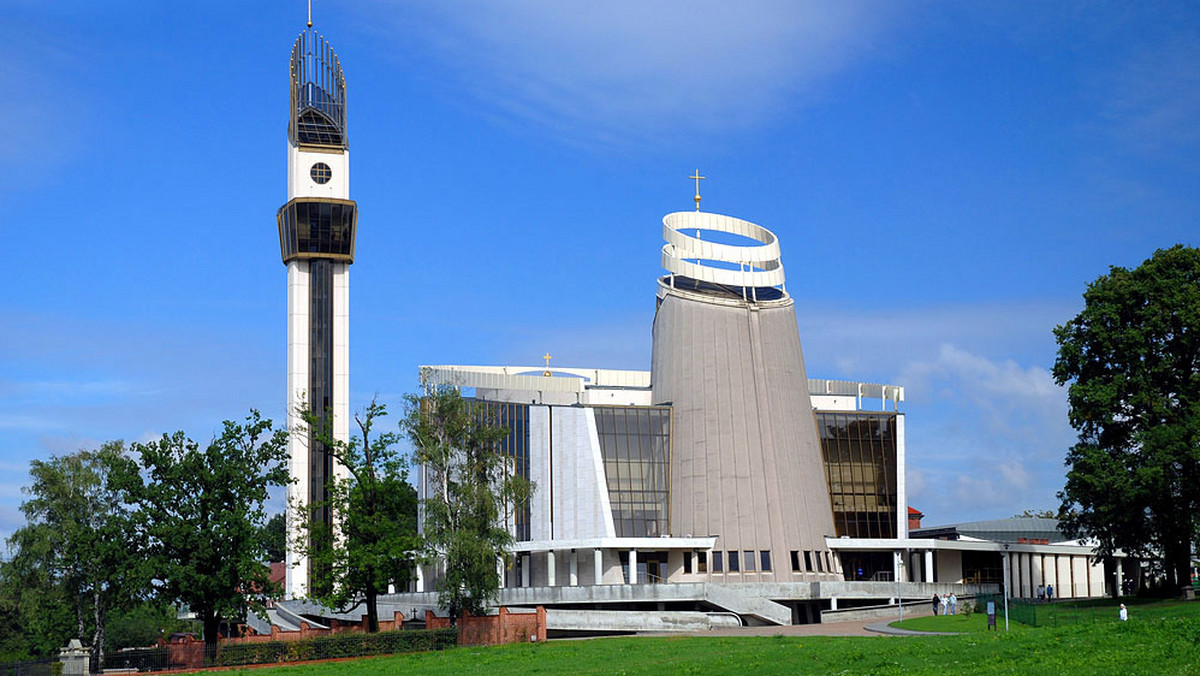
[270,20,1123,633]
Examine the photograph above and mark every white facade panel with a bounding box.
[547,407,615,540]
[287,146,350,200]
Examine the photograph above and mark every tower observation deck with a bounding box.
[279,28,357,599]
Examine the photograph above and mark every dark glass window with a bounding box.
[296,106,344,147]
[594,406,671,538]
[817,412,899,539]
[698,551,708,573]
[712,551,723,572]
[743,551,756,572]
[790,551,801,573]
[683,553,693,574]
[310,162,332,184]
[465,399,532,541]
[278,199,357,263]
[761,551,772,572]
[728,551,740,572]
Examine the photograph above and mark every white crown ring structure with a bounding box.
[661,211,785,290]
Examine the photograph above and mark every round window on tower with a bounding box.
[310,162,332,185]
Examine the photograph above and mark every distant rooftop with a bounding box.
[912,517,1067,544]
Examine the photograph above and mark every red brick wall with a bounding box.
[425,607,546,646]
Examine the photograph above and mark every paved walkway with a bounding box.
[669,616,954,638]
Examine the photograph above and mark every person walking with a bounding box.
[949,593,958,615]
[1047,584,1054,601]
[932,593,940,615]
[1119,603,1128,621]
[940,594,949,616]
[1037,584,1045,601]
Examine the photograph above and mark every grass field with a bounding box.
[221,601,1200,676]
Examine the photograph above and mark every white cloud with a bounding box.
[363,0,900,144]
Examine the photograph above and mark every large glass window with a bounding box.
[594,406,671,538]
[465,399,531,541]
[278,199,357,263]
[817,412,899,539]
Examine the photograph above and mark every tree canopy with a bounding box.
[2,443,144,667]
[294,398,420,632]
[404,388,531,622]
[1053,244,1200,591]
[117,411,289,651]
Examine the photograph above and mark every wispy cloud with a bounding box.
[362,0,900,145]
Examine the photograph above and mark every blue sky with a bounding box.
[2,1,1197,545]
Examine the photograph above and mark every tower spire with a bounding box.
[307,0,313,28]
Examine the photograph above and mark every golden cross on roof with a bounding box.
[542,352,553,377]
[689,170,705,211]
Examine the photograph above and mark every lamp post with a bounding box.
[1002,544,1010,631]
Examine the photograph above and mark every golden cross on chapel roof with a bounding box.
[689,170,705,211]
[542,352,553,377]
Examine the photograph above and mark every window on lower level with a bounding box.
[713,551,724,572]
[804,551,814,572]
[698,551,708,573]
[728,551,740,572]
[684,553,693,574]
[761,551,772,572]
[743,550,756,571]
[790,551,801,572]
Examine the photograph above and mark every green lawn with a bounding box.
[892,610,1031,634]
[221,602,1200,676]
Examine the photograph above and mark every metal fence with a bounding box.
[0,658,58,676]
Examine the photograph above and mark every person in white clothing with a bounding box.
[949,593,958,615]
[1119,603,1128,621]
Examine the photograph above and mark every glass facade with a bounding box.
[278,198,357,263]
[466,399,532,541]
[594,406,672,538]
[308,259,334,531]
[817,411,899,539]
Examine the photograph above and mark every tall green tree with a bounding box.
[404,388,531,623]
[116,411,289,653]
[1053,244,1200,591]
[294,398,420,632]
[3,443,144,667]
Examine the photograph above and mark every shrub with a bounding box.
[214,628,458,667]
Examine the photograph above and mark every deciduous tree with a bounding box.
[1053,244,1200,591]
[294,398,420,632]
[3,443,144,667]
[404,388,531,623]
[117,411,289,653]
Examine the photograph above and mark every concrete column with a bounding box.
[893,549,903,582]
[594,548,603,585]
[629,549,638,584]
[521,555,531,588]
[569,550,579,586]
[547,550,557,587]
[924,550,934,583]
[1020,554,1030,598]
[830,596,838,611]
[1116,557,1124,597]
[497,557,505,589]
[416,564,425,593]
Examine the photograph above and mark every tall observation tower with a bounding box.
[277,23,356,599]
